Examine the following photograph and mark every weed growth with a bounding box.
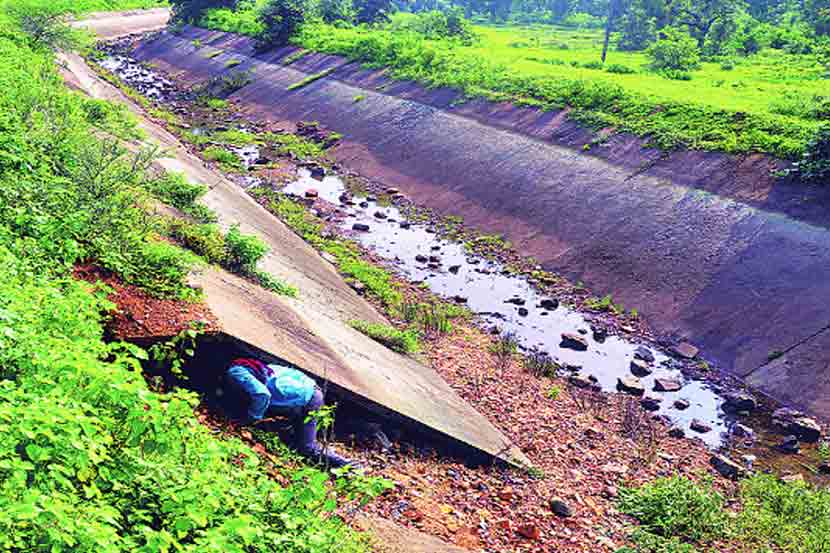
[349,320,421,354]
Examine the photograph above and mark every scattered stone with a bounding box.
[538,298,559,310]
[304,189,319,199]
[673,342,699,359]
[505,297,526,306]
[498,487,515,501]
[673,399,690,410]
[741,454,757,466]
[449,265,461,274]
[352,223,370,232]
[634,346,655,363]
[350,281,366,293]
[653,378,682,392]
[781,473,805,484]
[819,462,830,475]
[452,295,467,304]
[516,524,540,540]
[577,328,588,335]
[617,377,645,396]
[630,359,653,377]
[710,454,746,480]
[428,255,441,264]
[723,392,757,413]
[591,326,608,342]
[772,408,822,442]
[569,374,593,388]
[563,363,582,372]
[430,245,441,251]
[366,196,377,202]
[561,333,589,351]
[778,435,800,454]
[359,201,369,208]
[399,221,411,229]
[386,187,399,195]
[668,426,685,438]
[549,498,572,518]
[731,423,755,440]
[603,485,618,499]
[640,397,662,411]
[690,419,712,433]
[518,307,529,317]
[374,211,388,219]
[415,254,428,263]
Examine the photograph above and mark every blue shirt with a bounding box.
[226,363,316,421]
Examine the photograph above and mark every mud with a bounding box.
[123,27,830,421]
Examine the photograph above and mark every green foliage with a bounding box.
[647,28,701,72]
[203,144,243,170]
[618,476,727,543]
[286,67,335,90]
[148,325,202,379]
[546,384,561,400]
[170,219,228,263]
[319,0,355,25]
[387,8,476,43]
[618,0,656,51]
[787,125,830,183]
[170,0,238,23]
[258,0,309,47]
[267,131,327,158]
[146,171,217,222]
[606,63,636,74]
[354,0,393,25]
[224,224,268,271]
[397,300,462,334]
[619,529,699,553]
[349,319,421,354]
[8,0,92,52]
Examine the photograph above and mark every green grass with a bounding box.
[619,474,830,552]
[349,320,420,354]
[200,7,823,159]
[266,132,326,159]
[286,67,335,91]
[203,145,242,170]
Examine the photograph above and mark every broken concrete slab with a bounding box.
[195,268,529,466]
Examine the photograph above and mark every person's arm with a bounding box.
[226,366,271,422]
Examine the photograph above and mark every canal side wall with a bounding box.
[130,27,830,418]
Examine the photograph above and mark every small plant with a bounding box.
[353,94,366,103]
[618,476,727,544]
[148,324,204,381]
[524,349,559,378]
[169,220,227,264]
[349,320,420,354]
[546,384,561,400]
[490,331,519,370]
[606,63,636,74]
[646,28,701,72]
[203,145,242,170]
[282,49,309,65]
[191,38,202,48]
[224,58,242,69]
[287,67,335,91]
[224,224,268,272]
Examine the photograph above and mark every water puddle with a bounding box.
[284,170,733,447]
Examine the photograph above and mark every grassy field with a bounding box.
[201,7,824,160]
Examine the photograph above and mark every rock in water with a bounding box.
[539,298,559,310]
[673,399,690,410]
[640,397,662,411]
[690,419,712,433]
[723,392,757,413]
[634,346,655,363]
[561,333,589,351]
[352,223,370,232]
[779,435,800,454]
[772,408,822,442]
[653,378,682,392]
[617,376,645,396]
[630,359,653,377]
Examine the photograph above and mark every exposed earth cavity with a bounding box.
[97,48,829,483]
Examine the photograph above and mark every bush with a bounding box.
[582,60,604,70]
[618,476,727,543]
[319,0,355,25]
[606,63,636,74]
[170,0,239,23]
[354,0,393,25]
[224,224,269,272]
[647,28,701,72]
[562,11,605,29]
[349,320,420,354]
[170,220,227,264]
[786,125,830,184]
[258,0,309,47]
[387,8,476,43]
[203,145,242,169]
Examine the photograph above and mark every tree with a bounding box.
[619,0,658,50]
[319,0,356,24]
[169,0,239,23]
[602,0,624,62]
[258,0,308,47]
[668,0,741,49]
[806,0,830,36]
[647,26,701,70]
[354,0,395,23]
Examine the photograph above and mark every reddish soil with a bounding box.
[74,264,219,339]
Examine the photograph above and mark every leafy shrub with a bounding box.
[203,145,242,169]
[349,320,420,354]
[618,476,727,543]
[170,220,227,263]
[258,0,309,47]
[562,11,604,29]
[582,60,604,70]
[659,69,693,80]
[618,529,699,553]
[647,28,701,72]
[319,0,355,24]
[618,0,656,51]
[720,59,736,70]
[170,0,239,23]
[146,171,216,222]
[8,0,91,51]
[606,63,636,74]
[354,0,393,25]
[786,125,830,184]
[224,224,269,272]
[737,473,830,552]
[387,8,476,44]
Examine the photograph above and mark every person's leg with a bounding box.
[295,387,356,469]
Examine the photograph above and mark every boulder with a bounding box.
[710,454,746,480]
[518,307,529,317]
[539,298,559,310]
[549,497,572,518]
[634,346,655,363]
[352,223,370,232]
[778,435,800,454]
[569,374,593,389]
[630,359,653,377]
[617,376,645,396]
[731,423,755,440]
[690,419,712,434]
[449,265,461,274]
[561,333,589,351]
[723,392,757,413]
[505,297,526,306]
[653,378,682,392]
[304,189,319,199]
[399,221,411,229]
[640,397,662,412]
[373,211,388,220]
[668,426,685,438]
[672,342,699,359]
[772,408,822,442]
[673,399,690,410]
[415,254,428,263]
